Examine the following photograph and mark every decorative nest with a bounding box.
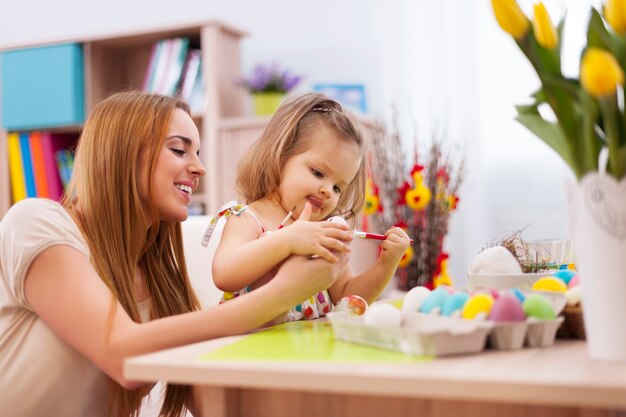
[483,229,557,274]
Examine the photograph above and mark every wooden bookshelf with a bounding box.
[0,20,267,218]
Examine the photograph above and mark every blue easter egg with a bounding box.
[441,292,470,316]
[419,288,449,314]
[511,288,526,303]
[552,269,576,285]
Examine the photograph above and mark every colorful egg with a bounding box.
[402,286,431,314]
[488,294,526,322]
[327,216,348,227]
[363,304,402,327]
[334,295,368,315]
[419,288,449,314]
[568,274,580,288]
[552,269,576,285]
[522,294,556,320]
[532,276,568,293]
[441,292,470,317]
[565,286,582,306]
[462,294,495,320]
[510,288,526,303]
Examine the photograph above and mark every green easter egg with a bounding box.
[522,294,556,320]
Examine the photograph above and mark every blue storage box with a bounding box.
[1,43,84,130]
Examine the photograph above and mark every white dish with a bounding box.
[467,271,552,290]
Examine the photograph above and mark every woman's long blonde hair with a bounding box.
[237,93,366,222]
[62,91,200,417]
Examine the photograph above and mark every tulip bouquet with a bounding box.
[491,0,626,180]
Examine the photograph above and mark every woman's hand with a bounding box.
[270,251,349,307]
[279,203,353,263]
[379,227,411,268]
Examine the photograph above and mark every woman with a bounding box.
[0,91,346,417]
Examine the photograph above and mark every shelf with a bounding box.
[0,20,252,218]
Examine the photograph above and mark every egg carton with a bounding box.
[488,317,564,350]
[327,312,493,357]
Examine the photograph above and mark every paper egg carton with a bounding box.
[327,311,493,357]
[488,317,564,350]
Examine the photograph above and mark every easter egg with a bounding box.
[552,269,576,285]
[335,295,368,315]
[510,288,526,303]
[522,294,556,320]
[462,294,495,320]
[488,294,525,322]
[441,292,470,317]
[363,304,402,327]
[419,288,449,314]
[327,216,348,227]
[565,286,582,307]
[402,286,431,314]
[532,276,568,293]
[568,274,580,288]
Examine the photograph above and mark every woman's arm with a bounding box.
[212,203,352,292]
[328,227,410,304]
[25,245,347,389]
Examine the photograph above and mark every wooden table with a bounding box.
[125,334,626,417]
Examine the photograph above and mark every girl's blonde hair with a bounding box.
[237,93,366,222]
[62,91,200,417]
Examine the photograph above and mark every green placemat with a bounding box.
[200,320,430,363]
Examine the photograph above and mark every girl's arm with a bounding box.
[25,244,347,390]
[328,227,410,304]
[213,203,353,292]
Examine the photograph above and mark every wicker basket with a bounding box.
[556,305,586,339]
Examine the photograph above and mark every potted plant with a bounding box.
[239,63,302,115]
[491,0,626,361]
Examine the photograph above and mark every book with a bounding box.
[19,132,37,197]
[41,133,77,200]
[180,49,201,103]
[7,132,26,202]
[163,37,190,96]
[28,132,50,198]
[55,149,74,187]
[142,41,161,91]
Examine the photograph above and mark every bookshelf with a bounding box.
[0,20,268,218]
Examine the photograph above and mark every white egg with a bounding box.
[402,286,431,314]
[363,304,402,328]
[469,246,522,274]
[327,216,348,227]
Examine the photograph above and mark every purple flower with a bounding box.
[239,63,302,93]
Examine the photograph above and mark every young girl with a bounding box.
[205,93,410,322]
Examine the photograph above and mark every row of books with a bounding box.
[143,37,205,113]
[7,132,77,203]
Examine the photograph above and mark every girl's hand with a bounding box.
[379,227,411,268]
[280,203,353,263]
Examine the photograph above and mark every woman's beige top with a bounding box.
[0,199,150,416]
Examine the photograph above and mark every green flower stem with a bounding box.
[599,96,625,177]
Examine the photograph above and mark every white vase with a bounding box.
[568,172,626,361]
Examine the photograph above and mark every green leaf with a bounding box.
[515,112,580,176]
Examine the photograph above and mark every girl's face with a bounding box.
[139,108,205,223]
[277,124,361,221]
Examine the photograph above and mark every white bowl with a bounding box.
[467,271,551,291]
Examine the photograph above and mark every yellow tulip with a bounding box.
[580,48,625,97]
[605,0,626,34]
[533,2,558,49]
[491,0,530,40]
